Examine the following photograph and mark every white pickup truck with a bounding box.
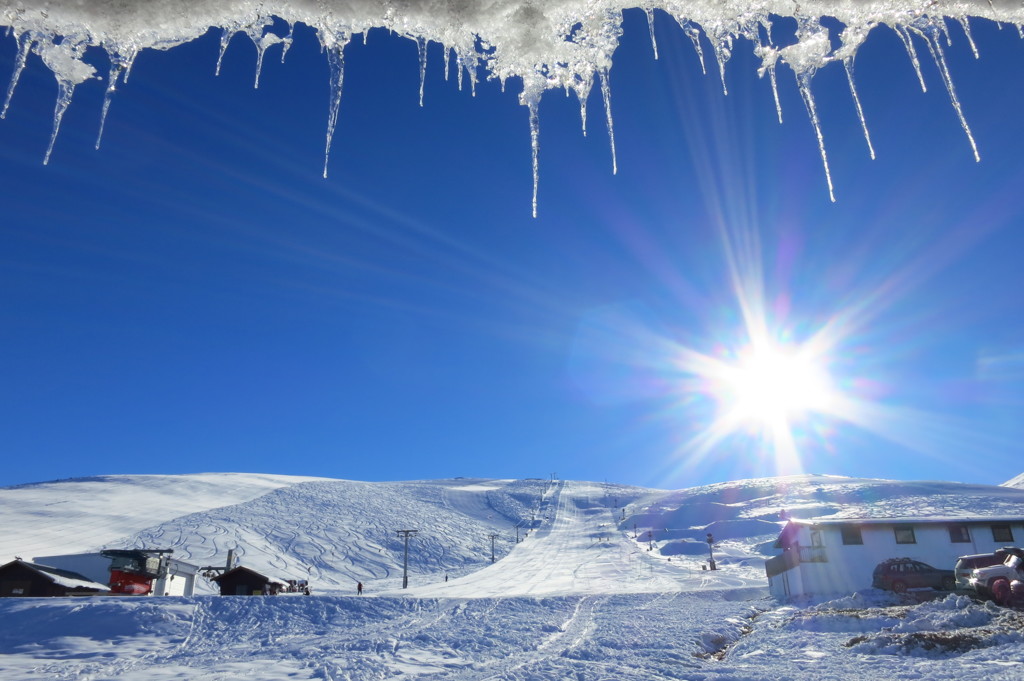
[971,550,1024,605]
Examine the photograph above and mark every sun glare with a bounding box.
[724,342,834,426]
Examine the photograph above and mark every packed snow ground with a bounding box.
[2,473,1024,679]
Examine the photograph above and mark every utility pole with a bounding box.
[396,529,418,588]
[488,533,500,563]
[707,532,716,571]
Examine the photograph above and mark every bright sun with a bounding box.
[721,342,835,428]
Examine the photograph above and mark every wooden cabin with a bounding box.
[211,566,288,595]
[0,559,110,597]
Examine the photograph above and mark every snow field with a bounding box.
[2,589,1021,680]
[3,472,1024,678]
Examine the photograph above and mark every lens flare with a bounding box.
[721,340,835,426]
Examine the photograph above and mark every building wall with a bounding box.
[154,566,197,597]
[215,572,269,595]
[772,519,1024,598]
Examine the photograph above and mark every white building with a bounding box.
[766,516,1024,599]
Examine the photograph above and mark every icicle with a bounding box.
[843,58,875,160]
[242,17,281,89]
[574,74,593,137]
[2,31,36,119]
[957,17,980,58]
[95,61,124,150]
[466,55,478,97]
[520,79,544,218]
[1017,24,1024,40]
[215,27,235,76]
[280,23,294,63]
[443,47,451,82]
[35,38,97,164]
[755,44,783,123]
[894,25,928,92]
[795,72,835,203]
[120,49,139,84]
[708,31,733,95]
[917,22,981,161]
[599,68,617,175]
[645,8,659,60]
[454,48,464,91]
[529,98,539,218]
[416,36,428,107]
[44,79,75,165]
[768,66,782,123]
[254,41,268,88]
[684,22,707,75]
[322,35,350,179]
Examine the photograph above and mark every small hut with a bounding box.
[211,566,288,595]
[0,559,111,597]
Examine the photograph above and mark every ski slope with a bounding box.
[407,480,763,598]
[2,472,1024,679]
[0,473,329,565]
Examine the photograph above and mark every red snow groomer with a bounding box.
[101,549,173,595]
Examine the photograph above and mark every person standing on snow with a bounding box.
[357,582,363,595]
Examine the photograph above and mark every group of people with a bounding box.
[355,573,450,594]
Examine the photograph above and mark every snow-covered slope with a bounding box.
[0,473,330,565]
[1003,472,1024,488]
[2,472,1024,680]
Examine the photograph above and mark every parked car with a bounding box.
[970,549,1024,605]
[954,550,1012,591]
[872,558,956,593]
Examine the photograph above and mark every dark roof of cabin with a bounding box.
[0,559,110,590]
[210,566,288,586]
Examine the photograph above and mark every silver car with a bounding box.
[954,551,1008,591]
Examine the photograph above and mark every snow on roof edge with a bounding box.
[789,515,1024,526]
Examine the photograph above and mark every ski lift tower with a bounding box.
[396,530,418,589]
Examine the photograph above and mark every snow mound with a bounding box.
[844,597,1024,658]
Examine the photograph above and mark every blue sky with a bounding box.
[2,11,1023,490]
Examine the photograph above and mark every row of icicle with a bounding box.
[0,10,1011,215]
